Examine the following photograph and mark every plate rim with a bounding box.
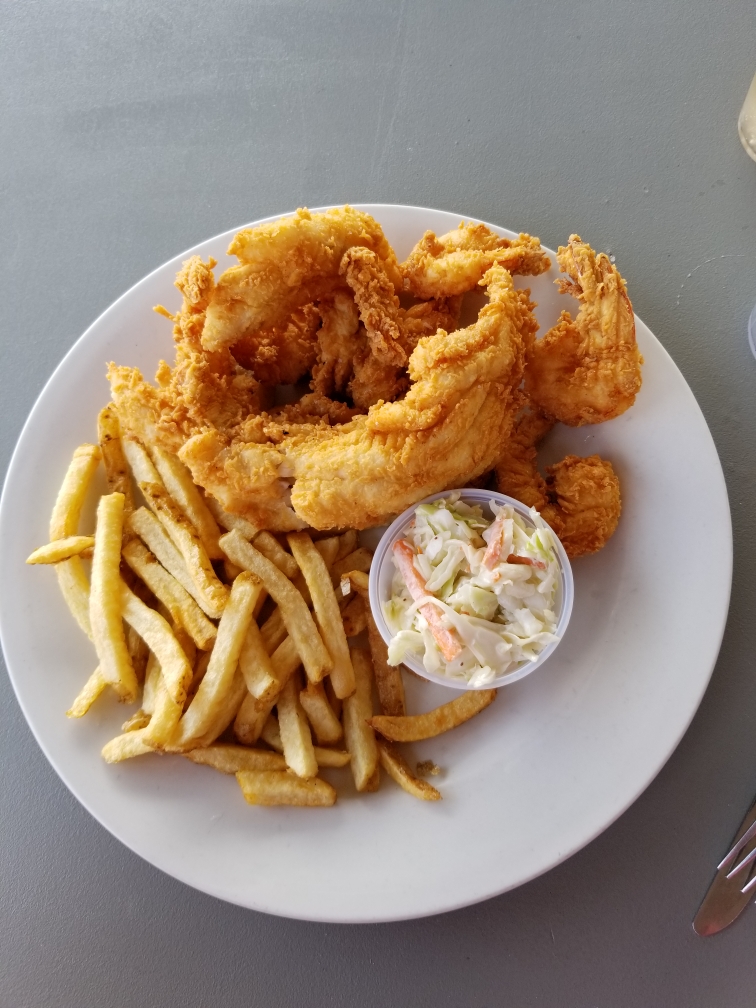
[0,203,733,922]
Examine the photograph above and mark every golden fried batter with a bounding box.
[495,404,622,557]
[310,291,361,397]
[401,223,550,299]
[201,207,402,352]
[231,304,320,386]
[526,235,642,426]
[110,256,261,454]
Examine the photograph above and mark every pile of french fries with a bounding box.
[27,403,496,807]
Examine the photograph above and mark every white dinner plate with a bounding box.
[0,205,732,923]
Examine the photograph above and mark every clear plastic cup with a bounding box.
[368,489,574,691]
[748,301,756,361]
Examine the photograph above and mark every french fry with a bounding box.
[50,443,101,539]
[340,593,367,638]
[236,771,336,807]
[141,652,161,713]
[26,536,95,564]
[336,529,358,562]
[142,677,183,749]
[224,559,243,583]
[140,482,228,619]
[259,713,349,767]
[260,713,283,751]
[324,676,342,721]
[276,672,318,779]
[233,637,301,744]
[204,494,261,540]
[55,561,93,639]
[102,730,154,763]
[185,745,287,773]
[377,741,442,801]
[299,681,343,745]
[102,675,181,761]
[50,443,101,639]
[66,667,107,718]
[330,547,372,586]
[343,647,380,792]
[313,535,340,568]
[122,709,151,732]
[190,664,247,749]
[122,436,162,489]
[172,572,261,748]
[90,493,137,702]
[150,446,223,560]
[220,530,331,684]
[314,747,351,768]
[128,506,217,617]
[238,614,279,701]
[120,582,193,705]
[253,531,299,580]
[122,539,217,650]
[187,648,212,701]
[343,570,406,716]
[370,689,497,742]
[259,608,286,654]
[97,404,134,509]
[287,532,355,698]
[126,622,149,685]
[258,570,316,652]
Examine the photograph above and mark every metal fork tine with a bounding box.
[742,872,756,895]
[726,844,756,879]
[718,819,756,871]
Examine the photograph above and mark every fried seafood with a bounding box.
[339,247,463,409]
[201,207,402,352]
[340,247,409,409]
[109,212,636,552]
[110,256,262,455]
[495,404,621,558]
[287,264,534,529]
[310,291,361,397]
[231,304,320,386]
[525,235,642,426]
[400,223,550,299]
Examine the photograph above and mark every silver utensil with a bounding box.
[694,794,756,936]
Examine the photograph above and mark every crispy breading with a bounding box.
[401,223,550,299]
[201,207,402,351]
[231,304,320,386]
[525,235,642,426]
[495,404,622,557]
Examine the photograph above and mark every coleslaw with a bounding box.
[384,493,561,687]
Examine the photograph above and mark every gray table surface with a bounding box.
[2,2,756,1005]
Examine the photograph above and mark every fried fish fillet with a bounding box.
[201,206,402,352]
[400,222,550,299]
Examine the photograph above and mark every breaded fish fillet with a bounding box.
[201,206,402,352]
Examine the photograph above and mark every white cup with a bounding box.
[368,489,574,691]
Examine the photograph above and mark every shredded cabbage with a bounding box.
[384,494,561,686]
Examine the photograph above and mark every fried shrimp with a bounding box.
[495,405,622,558]
[400,223,550,299]
[525,235,642,426]
[201,207,402,352]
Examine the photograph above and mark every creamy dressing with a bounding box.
[384,494,561,686]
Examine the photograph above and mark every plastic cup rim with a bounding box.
[367,488,575,691]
